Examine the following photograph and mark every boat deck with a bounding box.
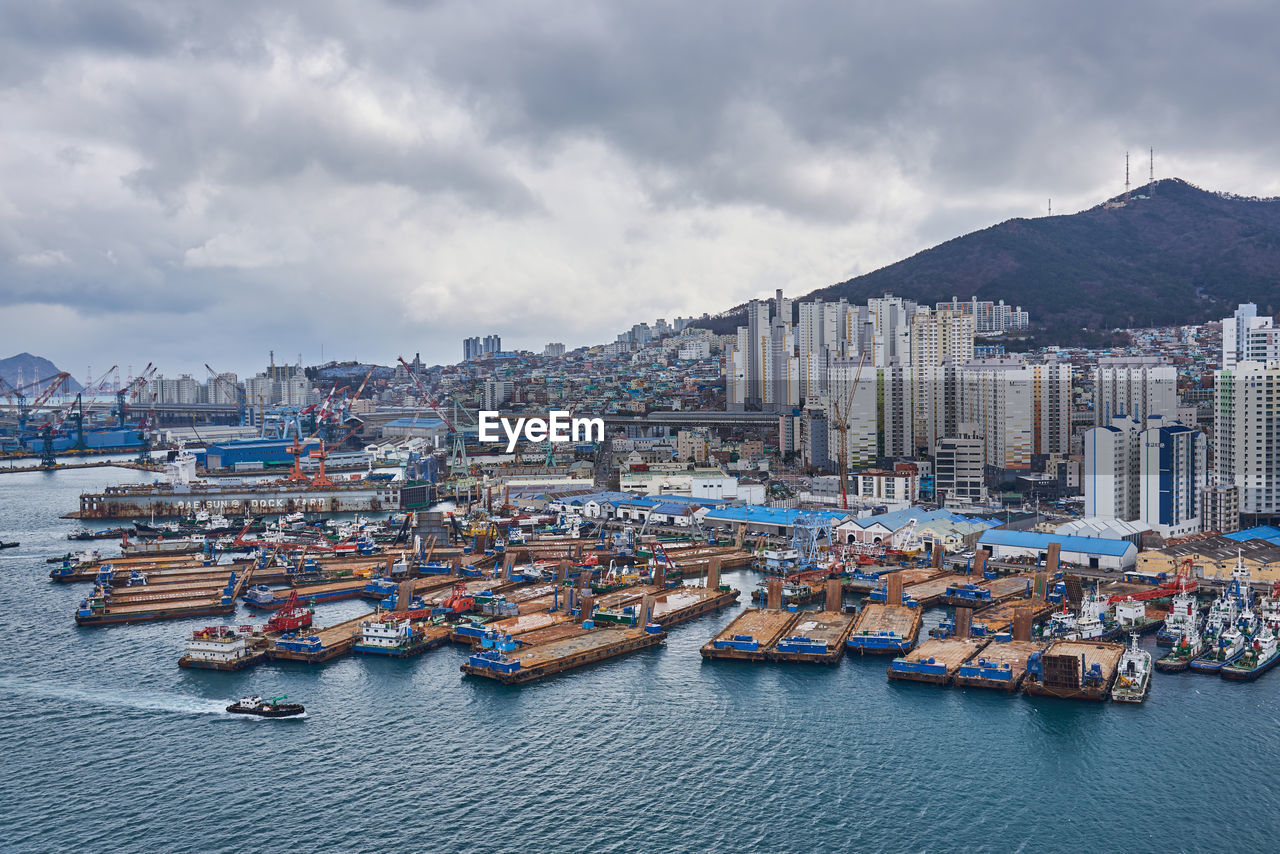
[953,640,1046,691]
[648,586,740,627]
[266,613,375,663]
[481,611,573,640]
[461,626,665,684]
[888,636,991,684]
[766,611,856,664]
[972,600,1055,634]
[1024,640,1126,701]
[103,581,234,605]
[700,609,798,661]
[905,573,973,607]
[258,578,369,606]
[847,604,922,654]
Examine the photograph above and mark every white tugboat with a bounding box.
[1112,633,1153,703]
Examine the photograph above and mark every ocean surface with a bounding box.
[1,465,1277,853]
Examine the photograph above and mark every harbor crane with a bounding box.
[396,356,470,469]
[204,363,247,425]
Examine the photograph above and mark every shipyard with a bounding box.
[6,4,1280,848]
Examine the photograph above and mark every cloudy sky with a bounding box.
[1,1,1276,380]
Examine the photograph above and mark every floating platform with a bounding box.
[461,625,666,684]
[454,611,573,644]
[904,573,974,608]
[1023,640,1125,701]
[246,578,369,609]
[648,586,740,628]
[888,636,991,685]
[953,640,1046,691]
[701,609,798,661]
[265,613,375,664]
[766,611,856,664]
[972,599,1056,635]
[846,603,922,655]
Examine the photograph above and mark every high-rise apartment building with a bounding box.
[1214,360,1280,519]
[1093,356,1179,426]
[1222,303,1272,369]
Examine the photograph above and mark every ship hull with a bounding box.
[1221,652,1280,681]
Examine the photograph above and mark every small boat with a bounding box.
[0,541,18,550]
[226,695,305,718]
[1111,633,1153,703]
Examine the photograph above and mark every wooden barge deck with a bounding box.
[647,586,740,628]
[938,574,1033,608]
[766,611,856,664]
[265,613,375,663]
[888,636,991,685]
[846,604,922,655]
[972,600,1056,635]
[1023,640,1126,701]
[904,573,973,607]
[953,640,1046,691]
[461,626,666,684]
[700,609,797,661]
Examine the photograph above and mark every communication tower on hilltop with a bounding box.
[1124,151,1131,200]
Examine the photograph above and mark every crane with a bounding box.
[204,363,246,425]
[397,356,468,467]
[827,353,867,510]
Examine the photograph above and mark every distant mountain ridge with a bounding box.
[0,353,83,394]
[698,178,1280,339]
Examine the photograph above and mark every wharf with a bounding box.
[700,609,797,661]
[265,613,375,663]
[972,600,1056,634]
[461,626,666,684]
[1023,640,1126,701]
[953,640,1046,691]
[846,604,922,655]
[939,574,1033,608]
[647,586,740,628]
[904,573,973,608]
[888,636,991,685]
[766,611,856,664]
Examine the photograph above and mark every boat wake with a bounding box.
[0,676,228,716]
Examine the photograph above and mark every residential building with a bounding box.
[1213,360,1280,520]
[1093,356,1178,426]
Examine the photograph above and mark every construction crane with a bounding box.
[397,356,468,467]
[115,364,156,428]
[827,353,867,510]
[204,363,247,425]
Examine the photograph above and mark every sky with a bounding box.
[2,1,1278,381]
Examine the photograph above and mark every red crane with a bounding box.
[266,589,314,632]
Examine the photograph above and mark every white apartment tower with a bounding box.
[1093,357,1178,426]
[1214,360,1280,518]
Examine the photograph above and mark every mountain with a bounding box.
[0,353,83,395]
[698,178,1280,340]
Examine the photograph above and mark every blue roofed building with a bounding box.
[977,529,1137,570]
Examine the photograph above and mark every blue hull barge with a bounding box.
[846,603,921,655]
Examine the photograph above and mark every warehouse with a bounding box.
[977,529,1137,570]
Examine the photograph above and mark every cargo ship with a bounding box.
[69,444,403,520]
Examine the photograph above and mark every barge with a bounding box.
[700,609,798,662]
[766,611,856,664]
[1023,641,1125,701]
[953,639,1045,691]
[462,624,666,684]
[888,636,990,685]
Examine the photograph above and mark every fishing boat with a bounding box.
[226,695,305,718]
[1111,633,1153,703]
[1221,625,1280,681]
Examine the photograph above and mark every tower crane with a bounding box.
[204,363,247,425]
[827,353,867,510]
[396,356,469,468]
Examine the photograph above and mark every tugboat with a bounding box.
[226,695,305,718]
[1221,624,1280,682]
[1155,621,1206,673]
[0,540,18,550]
[1111,633,1153,703]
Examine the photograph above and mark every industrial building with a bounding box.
[976,530,1137,570]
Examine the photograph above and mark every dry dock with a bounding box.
[766,611,856,664]
[888,636,991,685]
[846,604,922,655]
[461,625,666,684]
[1023,640,1126,701]
[953,640,1046,691]
[700,609,798,661]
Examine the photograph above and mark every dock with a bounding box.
[700,609,798,661]
[953,640,1046,691]
[1023,640,1126,701]
[766,611,856,664]
[888,636,991,685]
[461,625,666,684]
